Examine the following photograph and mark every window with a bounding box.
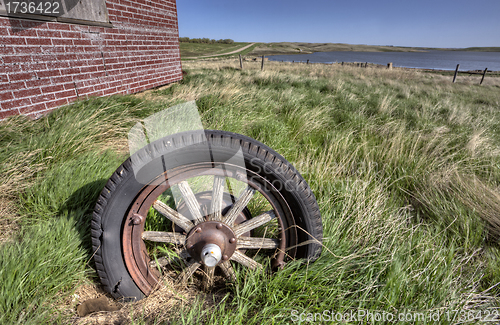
[0,0,110,26]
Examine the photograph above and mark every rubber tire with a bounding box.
[91,130,323,301]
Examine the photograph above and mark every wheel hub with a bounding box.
[185,221,237,265]
[200,244,222,267]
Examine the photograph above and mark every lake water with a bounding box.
[268,51,500,71]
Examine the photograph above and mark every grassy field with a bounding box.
[180,42,250,58]
[1,60,500,324]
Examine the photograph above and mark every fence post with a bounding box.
[261,55,264,71]
[239,54,243,70]
[480,68,488,85]
[452,64,460,83]
[307,59,309,64]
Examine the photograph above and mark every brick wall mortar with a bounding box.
[0,0,182,118]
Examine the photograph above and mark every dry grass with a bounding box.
[415,171,500,239]
[67,278,219,324]
[0,200,20,244]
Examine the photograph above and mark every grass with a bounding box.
[1,60,500,324]
[180,42,250,58]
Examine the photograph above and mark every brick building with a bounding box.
[0,0,182,119]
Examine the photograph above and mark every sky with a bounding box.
[176,0,500,48]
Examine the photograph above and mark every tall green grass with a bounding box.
[1,59,500,323]
[0,98,146,323]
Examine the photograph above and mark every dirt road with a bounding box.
[185,43,256,59]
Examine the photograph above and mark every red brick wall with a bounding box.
[0,0,182,119]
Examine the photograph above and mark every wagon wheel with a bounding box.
[92,130,322,300]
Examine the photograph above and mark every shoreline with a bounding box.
[268,60,500,73]
[265,55,500,73]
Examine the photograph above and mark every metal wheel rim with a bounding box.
[122,162,298,295]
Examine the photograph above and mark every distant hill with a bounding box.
[178,41,500,58]
[248,43,427,56]
[461,47,500,52]
[247,42,500,56]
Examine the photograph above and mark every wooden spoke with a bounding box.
[178,261,201,283]
[236,237,279,250]
[150,256,170,268]
[210,176,225,221]
[149,250,189,268]
[202,266,216,291]
[219,261,236,281]
[153,200,194,232]
[178,181,205,225]
[223,186,256,226]
[142,231,186,245]
[233,210,276,237]
[230,250,262,270]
